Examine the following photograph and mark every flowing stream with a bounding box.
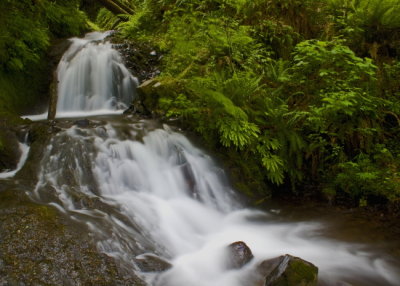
[13,32,400,285]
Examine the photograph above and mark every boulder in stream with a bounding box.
[257,254,318,286]
[226,241,254,269]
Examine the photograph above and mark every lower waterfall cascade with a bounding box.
[30,121,400,286]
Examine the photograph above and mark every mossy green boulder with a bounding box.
[258,254,318,286]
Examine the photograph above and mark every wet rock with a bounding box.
[123,99,151,117]
[128,78,161,117]
[135,77,184,119]
[73,118,91,128]
[135,253,172,272]
[257,254,318,286]
[0,129,21,172]
[138,78,160,95]
[226,241,254,269]
[111,38,161,82]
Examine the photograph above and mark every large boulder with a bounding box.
[226,241,254,269]
[126,76,184,119]
[257,254,318,286]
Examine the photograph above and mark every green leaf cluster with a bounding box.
[0,0,87,72]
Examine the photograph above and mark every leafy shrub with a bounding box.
[333,147,400,204]
[327,0,400,58]
[0,0,87,72]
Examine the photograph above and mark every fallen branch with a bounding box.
[95,0,134,15]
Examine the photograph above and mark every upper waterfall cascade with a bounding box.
[56,31,137,116]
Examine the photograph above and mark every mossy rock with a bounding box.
[258,254,318,286]
[136,76,184,117]
[0,189,146,285]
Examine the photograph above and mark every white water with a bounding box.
[56,31,137,114]
[22,109,125,121]
[22,31,137,121]
[0,141,30,179]
[32,123,400,286]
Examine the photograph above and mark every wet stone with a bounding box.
[73,119,91,128]
[135,253,172,273]
[226,241,254,269]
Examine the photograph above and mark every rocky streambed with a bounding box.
[0,118,319,286]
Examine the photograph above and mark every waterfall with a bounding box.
[23,32,400,286]
[31,122,400,286]
[55,31,138,117]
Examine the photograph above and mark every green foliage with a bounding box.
[290,39,377,95]
[43,0,87,37]
[116,3,153,38]
[0,0,49,71]
[327,0,400,58]
[0,0,88,119]
[187,74,261,150]
[252,20,301,59]
[96,8,121,30]
[0,57,52,114]
[0,0,87,72]
[333,147,400,203]
[257,139,285,185]
[288,40,383,147]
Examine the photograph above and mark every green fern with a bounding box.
[256,138,285,185]
[217,118,259,149]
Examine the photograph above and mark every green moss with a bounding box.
[0,58,51,115]
[284,259,318,286]
[0,190,54,216]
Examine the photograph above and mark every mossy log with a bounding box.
[95,0,134,15]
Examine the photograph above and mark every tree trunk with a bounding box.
[95,0,134,15]
[47,71,58,120]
